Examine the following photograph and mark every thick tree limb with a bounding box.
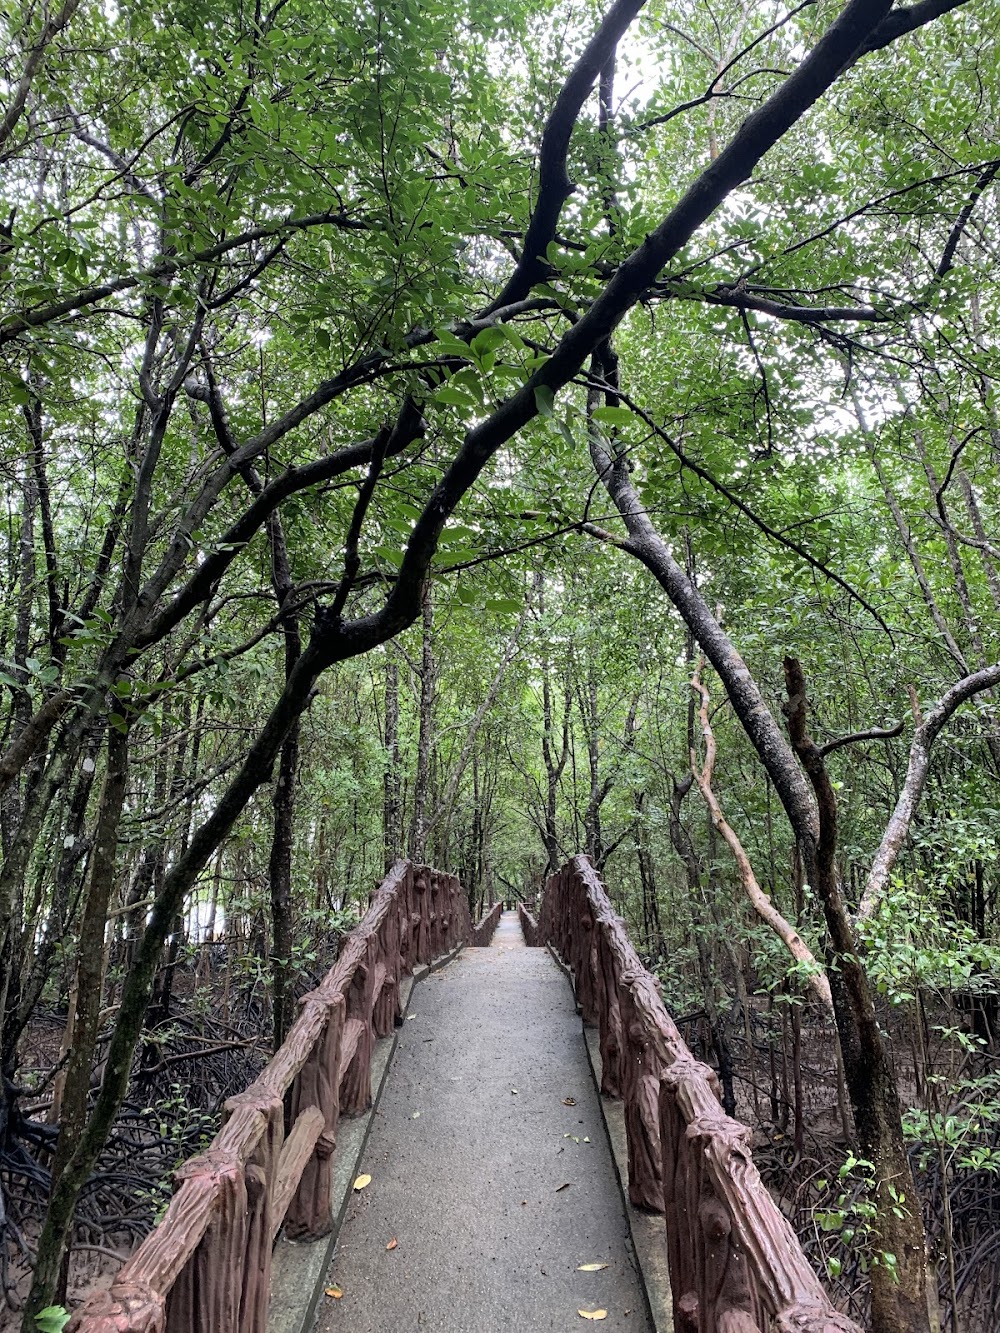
[487,0,646,313]
[587,413,821,849]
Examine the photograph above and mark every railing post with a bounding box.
[374,898,401,1037]
[412,865,432,963]
[340,940,376,1115]
[397,862,415,975]
[593,931,624,1098]
[164,1150,248,1333]
[618,972,665,1212]
[284,994,344,1238]
[220,1090,283,1332]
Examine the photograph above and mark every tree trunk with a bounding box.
[49,721,130,1300]
[383,657,402,869]
[410,582,436,862]
[784,659,931,1333]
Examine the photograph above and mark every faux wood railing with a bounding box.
[470,901,502,946]
[70,860,472,1333]
[517,901,540,946]
[536,856,861,1333]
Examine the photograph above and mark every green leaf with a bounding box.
[591,406,632,429]
[534,385,554,418]
[35,1308,71,1333]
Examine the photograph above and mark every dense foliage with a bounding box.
[1,0,999,1329]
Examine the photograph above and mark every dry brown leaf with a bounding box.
[578,1310,607,1321]
[325,1286,343,1299]
[577,1263,608,1272]
[353,1174,372,1191]
[386,1238,398,1251]
[562,1097,576,1106]
[555,1182,571,1192]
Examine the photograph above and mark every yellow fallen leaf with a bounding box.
[578,1310,607,1321]
[386,1237,398,1251]
[577,1263,609,1272]
[325,1286,343,1299]
[354,1174,372,1191]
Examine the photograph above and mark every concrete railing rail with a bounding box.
[470,901,503,947]
[536,856,860,1333]
[69,861,471,1333]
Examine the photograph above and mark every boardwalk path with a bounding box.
[316,912,653,1332]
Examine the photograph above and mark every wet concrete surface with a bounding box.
[315,912,653,1332]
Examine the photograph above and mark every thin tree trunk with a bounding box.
[410,582,436,862]
[49,721,130,1301]
[383,657,402,870]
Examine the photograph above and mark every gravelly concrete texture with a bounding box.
[316,912,653,1332]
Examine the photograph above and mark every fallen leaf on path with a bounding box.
[577,1263,609,1272]
[583,1137,590,1143]
[406,1014,417,1021]
[562,1097,577,1106]
[511,1088,519,1094]
[353,1174,372,1191]
[325,1286,343,1299]
[578,1310,607,1321]
[411,1111,421,1119]
[556,1182,571,1192]
[386,1238,398,1251]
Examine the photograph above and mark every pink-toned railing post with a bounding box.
[339,939,376,1116]
[163,1149,248,1332]
[283,993,344,1238]
[412,866,432,963]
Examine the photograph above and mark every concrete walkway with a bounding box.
[316,912,652,1332]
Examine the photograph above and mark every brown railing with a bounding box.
[536,856,861,1333]
[70,861,471,1333]
[470,901,502,946]
[517,901,540,946]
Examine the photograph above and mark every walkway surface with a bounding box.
[316,912,652,1332]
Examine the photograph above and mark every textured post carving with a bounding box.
[339,946,374,1115]
[284,994,344,1238]
[412,865,432,963]
[164,1150,248,1333]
